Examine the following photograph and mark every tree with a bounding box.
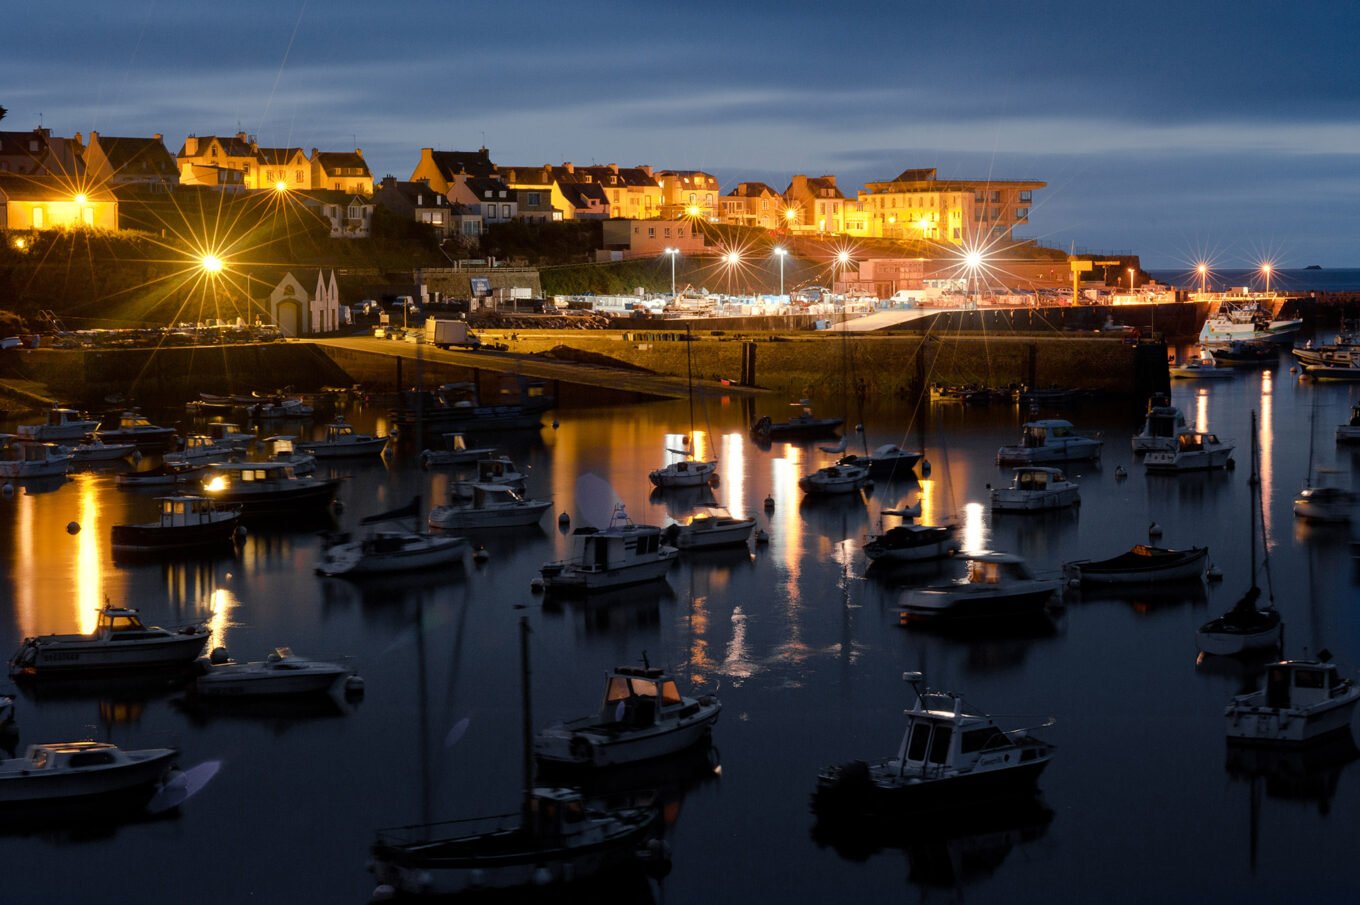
[0,105,7,123]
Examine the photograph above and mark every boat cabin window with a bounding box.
[68,750,116,768]
[1178,434,1205,452]
[630,679,658,699]
[967,560,1001,585]
[961,727,1005,753]
[31,749,49,768]
[1018,471,1048,490]
[1022,426,1047,448]
[102,613,146,632]
[605,676,631,703]
[928,726,953,764]
[906,720,931,761]
[1294,668,1327,690]
[1050,425,1071,438]
[561,799,584,823]
[661,681,682,705]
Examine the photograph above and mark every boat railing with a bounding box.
[374,810,521,846]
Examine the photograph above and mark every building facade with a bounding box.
[857,168,1044,244]
[656,169,720,220]
[720,182,784,229]
[784,175,846,234]
[0,175,117,230]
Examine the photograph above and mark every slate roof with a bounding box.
[314,152,370,174]
[428,149,497,180]
[725,182,779,198]
[90,136,178,178]
[0,174,115,201]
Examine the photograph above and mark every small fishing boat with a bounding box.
[1170,358,1233,379]
[898,553,1059,626]
[1199,300,1301,347]
[205,422,254,449]
[67,439,137,464]
[1303,359,1360,381]
[16,407,100,442]
[1209,339,1276,366]
[97,411,177,449]
[249,397,314,420]
[1293,485,1356,523]
[1062,544,1208,586]
[163,434,235,464]
[836,444,923,479]
[990,466,1080,512]
[1131,395,1186,454]
[864,522,960,563]
[111,495,242,555]
[535,660,721,768]
[115,460,209,489]
[0,435,72,479]
[540,505,677,594]
[1143,429,1234,472]
[199,461,340,517]
[1224,653,1360,745]
[799,461,870,495]
[995,420,1102,466]
[662,506,756,550]
[418,433,495,468]
[195,647,354,697]
[296,418,388,458]
[0,740,179,805]
[316,498,467,577]
[750,399,843,443]
[813,671,1054,816]
[648,454,718,489]
[260,435,315,475]
[9,606,209,677]
[1338,404,1360,444]
[450,456,526,496]
[428,482,553,531]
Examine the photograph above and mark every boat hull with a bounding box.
[9,631,209,676]
[316,537,467,577]
[542,555,676,594]
[197,667,347,697]
[208,479,340,516]
[990,488,1080,511]
[0,748,177,804]
[1225,689,1360,744]
[1064,546,1208,586]
[297,437,388,458]
[899,586,1057,625]
[814,750,1053,816]
[665,521,754,550]
[1144,448,1234,472]
[536,707,720,768]
[1196,621,1282,656]
[996,441,1102,466]
[110,516,241,554]
[429,502,552,530]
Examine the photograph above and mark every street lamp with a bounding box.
[1197,263,1208,295]
[723,250,741,294]
[664,247,678,299]
[1261,263,1273,294]
[773,247,787,298]
[201,254,224,274]
[1128,267,1136,292]
[834,250,852,309]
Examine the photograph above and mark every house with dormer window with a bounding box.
[720,182,783,229]
[656,169,720,220]
[256,147,311,191]
[447,174,518,225]
[784,174,846,234]
[311,149,372,195]
[177,133,258,188]
[83,132,178,189]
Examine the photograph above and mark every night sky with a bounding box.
[4,0,1357,267]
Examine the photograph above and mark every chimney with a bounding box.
[355,148,363,157]
[608,163,618,173]
[821,175,837,186]
[153,133,163,143]
[638,165,653,177]
[185,136,199,156]
[563,162,574,174]
[381,175,396,189]
[76,132,87,147]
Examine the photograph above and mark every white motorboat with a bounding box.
[1198,412,1283,656]
[813,671,1055,816]
[1338,404,1360,444]
[164,434,235,464]
[662,506,756,550]
[990,466,1080,512]
[535,661,721,768]
[1132,396,1187,454]
[1144,429,1234,472]
[540,504,677,594]
[9,606,209,677]
[111,495,242,556]
[97,411,177,449]
[0,740,179,805]
[317,497,467,577]
[195,647,354,697]
[199,461,340,517]
[260,435,316,475]
[1169,358,1233,379]
[296,418,388,458]
[864,502,959,563]
[16,407,100,442]
[1199,299,1302,347]
[116,460,209,488]
[0,435,72,479]
[1225,654,1360,744]
[462,455,526,491]
[67,439,137,464]
[428,482,553,530]
[419,432,495,467]
[205,422,254,449]
[996,419,1102,466]
[1293,485,1356,523]
[369,618,667,898]
[899,553,1059,626]
[799,461,870,495]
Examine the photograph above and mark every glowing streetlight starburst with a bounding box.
[200,254,225,274]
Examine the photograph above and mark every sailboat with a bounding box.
[369,618,668,897]
[1196,411,1284,656]
[649,326,718,489]
[1292,393,1356,523]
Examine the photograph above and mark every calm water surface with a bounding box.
[2,342,1358,904]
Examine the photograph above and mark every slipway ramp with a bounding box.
[826,308,948,332]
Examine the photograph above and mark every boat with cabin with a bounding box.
[0,435,71,479]
[317,497,467,577]
[799,460,871,495]
[16,407,100,442]
[391,379,549,433]
[750,399,843,443]
[1225,653,1359,745]
[1144,429,1234,472]
[540,505,677,594]
[0,740,179,805]
[419,433,496,468]
[260,435,316,475]
[662,506,756,550]
[115,460,209,489]
[990,467,1080,512]
[67,438,137,464]
[428,482,553,531]
[1132,395,1187,454]
[1303,359,1360,381]
[1170,356,1233,379]
[111,495,242,555]
[1338,404,1360,444]
[1062,544,1208,586]
[296,418,388,458]
[164,434,234,465]
[1199,298,1302,348]
[96,411,177,449]
[9,606,209,677]
[864,520,960,563]
[996,419,1102,466]
[198,461,340,517]
[195,646,354,697]
[835,444,923,479]
[812,671,1055,816]
[898,553,1059,626]
[535,659,721,768]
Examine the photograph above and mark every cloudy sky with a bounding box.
[5,0,1357,267]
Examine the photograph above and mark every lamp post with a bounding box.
[1197,263,1208,296]
[1128,267,1135,292]
[723,250,741,295]
[834,250,852,314]
[773,247,787,299]
[664,247,678,299]
[1262,263,1273,295]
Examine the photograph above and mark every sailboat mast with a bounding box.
[1304,391,1317,490]
[1249,410,1258,586]
[686,322,696,450]
[519,616,534,826]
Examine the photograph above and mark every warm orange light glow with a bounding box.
[12,237,25,250]
[275,180,288,192]
[74,193,87,205]
[687,205,700,217]
[724,251,741,266]
[784,209,796,221]
[916,217,930,232]
[201,254,225,274]
[1197,263,1208,275]
[964,251,984,269]
[836,250,851,266]
[204,475,228,492]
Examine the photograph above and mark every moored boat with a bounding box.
[813,671,1054,817]
[1225,653,1360,745]
[836,444,923,479]
[540,504,677,594]
[97,411,177,449]
[317,498,467,577]
[898,553,1059,626]
[1170,358,1233,379]
[111,495,242,555]
[1132,395,1187,454]
[990,466,1080,512]
[296,418,388,458]
[799,461,870,495]
[662,506,756,550]
[1338,404,1360,444]
[418,432,495,468]
[750,399,842,443]
[1063,544,1208,586]
[67,439,137,464]
[195,647,354,697]
[0,740,179,805]
[535,660,721,768]
[996,420,1102,466]
[428,482,552,531]
[9,606,209,677]
[16,407,100,442]
[0,435,72,479]
[199,461,340,517]
[1144,429,1234,472]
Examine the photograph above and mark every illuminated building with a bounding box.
[82,132,179,188]
[719,182,784,230]
[177,133,372,193]
[783,174,845,234]
[656,169,719,221]
[0,175,116,230]
[857,167,1044,245]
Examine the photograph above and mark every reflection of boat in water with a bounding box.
[1226,730,1359,806]
[1065,579,1208,612]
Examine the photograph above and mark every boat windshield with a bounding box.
[967,560,1002,585]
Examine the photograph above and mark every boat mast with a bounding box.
[685,322,696,454]
[1248,410,1258,590]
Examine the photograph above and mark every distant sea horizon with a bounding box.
[1146,267,1360,293]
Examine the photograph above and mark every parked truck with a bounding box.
[425,319,481,350]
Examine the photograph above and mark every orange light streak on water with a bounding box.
[721,432,745,518]
[1259,372,1274,543]
[962,502,987,555]
[1195,389,1210,434]
[76,475,102,634]
[15,492,36,638]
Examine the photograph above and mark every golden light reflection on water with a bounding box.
[205,587,237,652]
[15,491,36,637]
[76,475,102,634]
[1195,389,1210,434]
[686,592,712,686]
[962,502,987,554]
[721,606,755,681]
[771,447,803,593]
[721,433,745,518]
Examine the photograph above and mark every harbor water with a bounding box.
[1,336,1358,904]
